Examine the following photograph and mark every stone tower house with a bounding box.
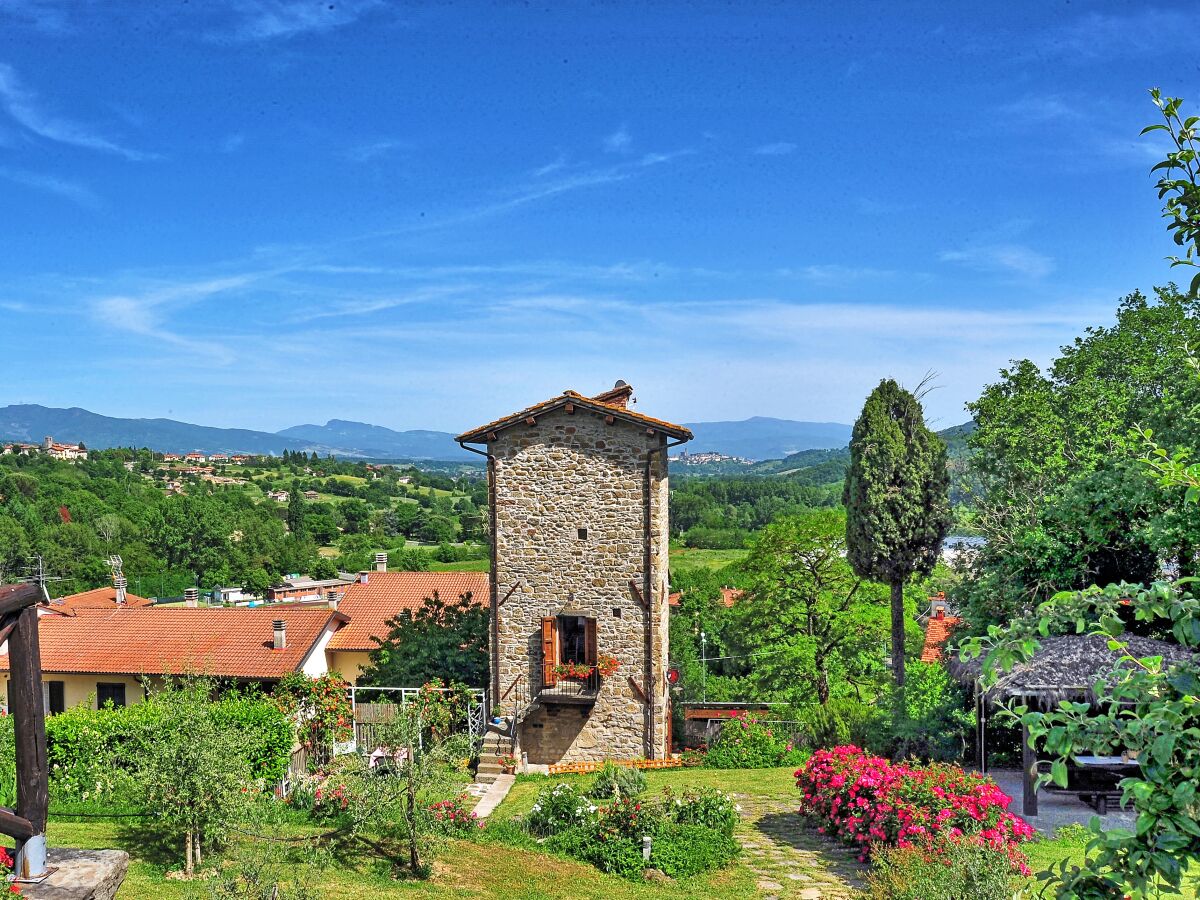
[457,382,691,764]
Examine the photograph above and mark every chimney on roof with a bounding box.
[114,574,128,606]
[184,587,199,608]
[374,551,388,573]
[325,589,340,610]
[273,619,287,650]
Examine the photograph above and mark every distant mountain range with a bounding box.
[0,403,967,468]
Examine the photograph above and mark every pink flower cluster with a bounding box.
[795,746,1036,874]
[429,794,484,831]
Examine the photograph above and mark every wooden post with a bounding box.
[9,602,49,877]
[1021,714,1038,818]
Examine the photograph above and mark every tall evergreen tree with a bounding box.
[287,489,306,536]
[843,379,951,687]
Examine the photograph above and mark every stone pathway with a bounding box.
[733,792,867,899]
[471,773,516,819]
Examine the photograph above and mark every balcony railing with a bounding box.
[537,661,600,703]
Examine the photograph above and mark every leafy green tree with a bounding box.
[844,379,951,687]
[241,566,272,598]
[339,498,371,535]
[361,591,488,687]
[1144,90,1200,296]
[309,557,338,580]
[730,509,889,705]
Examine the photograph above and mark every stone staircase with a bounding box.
[476,726,515,785]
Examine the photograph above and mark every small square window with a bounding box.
[612,607,622,618]
[577,528,588,540]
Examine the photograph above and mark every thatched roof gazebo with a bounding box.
[951,632,1197,817]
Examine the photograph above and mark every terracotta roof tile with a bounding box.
[456,387,692,444]
[667,588,742,608]
[328,571,489,651]
[0,607,344,679]
[47,586,154,612]
[920,614,962,663]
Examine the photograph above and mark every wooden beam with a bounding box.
[0,612,20,647]
[0,584,42,620]
[605,415,615,425]
[497,583,519,609]
[525,417,537,426]
[565,403,575,414]
[0,808,34,841]
[487,431,498,442]
[9,606,48,845]
[628,580,647,609]
[627,677,648,704]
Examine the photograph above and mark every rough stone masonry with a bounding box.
[460,387,688,765]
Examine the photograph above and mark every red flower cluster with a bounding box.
[429,794,484,832]
[314,782,349,810]
[0,847,19,894]
[795,746,1035,874]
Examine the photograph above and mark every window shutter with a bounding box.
[541,617,558,686]
[585,617,598,667]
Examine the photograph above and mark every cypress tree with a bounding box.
[287,488,306,536]
[843,379,951,687]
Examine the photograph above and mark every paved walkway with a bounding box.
[733,790,867,899]
[986,768,1135,835]
[471,774,516,819]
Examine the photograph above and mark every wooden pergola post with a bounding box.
[0,584,51,880]
[1021,693,1038,818]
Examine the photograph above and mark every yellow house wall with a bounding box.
[1,673,149,710]
[328,651,372,684]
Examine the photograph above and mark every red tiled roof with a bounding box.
[667,588,742,609]
[0,607,345,679]
[48,586,154,612]
[328,571,489,651]
[920,614,962,663]
[456,386,692,444]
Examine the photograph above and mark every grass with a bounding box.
[427,559,489,572]
[48,766,1174,899]
[668,547,748,577]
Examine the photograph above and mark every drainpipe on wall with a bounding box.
[458,440,498,706]
[644,434,688,759]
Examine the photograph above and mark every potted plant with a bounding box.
[499,754,518,774]
[490,705,507,726]
[596,654,620,677]
[552,661,592,681]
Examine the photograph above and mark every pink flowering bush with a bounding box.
[795,745,1035,874]
[428,793,484,835]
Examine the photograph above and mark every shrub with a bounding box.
[428,793,483,835]
[704,711,806,769]
[662,786,739,836]
[649,822,740,878]
[796,746,1034,872]
[589,762,646,800]
[547,824,645,879]
[527,782,595,836]
[865,839,1013,900]
[888,661,972,762]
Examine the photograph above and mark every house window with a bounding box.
[45,681,65,715]
[97,683,126,708]
[541,614,597,686]
[577,528,588,540]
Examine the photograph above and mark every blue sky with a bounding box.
[0,1,1195,434]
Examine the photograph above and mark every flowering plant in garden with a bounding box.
[527,781,595,835]
[499,754,518,771]
[273,672,352,763]
[796,745,1035,873]
[428,793,483,835]
[551,661,593,680]
[703,710,807,769]
[0,847,18,894]
[595,654,620,677]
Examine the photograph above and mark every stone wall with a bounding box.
[489,404,672,763]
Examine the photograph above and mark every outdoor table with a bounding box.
[1069,755,1140,814]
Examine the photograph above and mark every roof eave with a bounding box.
[456,394,692,444]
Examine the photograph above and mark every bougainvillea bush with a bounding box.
[796,746,1035,873]
[703,711,808,769]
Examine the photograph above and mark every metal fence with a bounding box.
[346,685,488,752]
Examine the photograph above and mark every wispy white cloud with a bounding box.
[220,0,388,42]
[603,124,632,154]
[344,138,407,163]
[998,94,1083,125]
[0,166,100,208]
[753,141,797,156]
[0,63,157,160]
[939,244,1054,279]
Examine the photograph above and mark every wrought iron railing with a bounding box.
[537,661,600,701]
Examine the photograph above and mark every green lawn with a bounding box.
[427,559,489,572]
[45,765,1150,899]
[668,547,748,577]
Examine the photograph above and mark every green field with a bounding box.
[668,547,748,577]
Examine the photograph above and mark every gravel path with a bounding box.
[733,791,867,900]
